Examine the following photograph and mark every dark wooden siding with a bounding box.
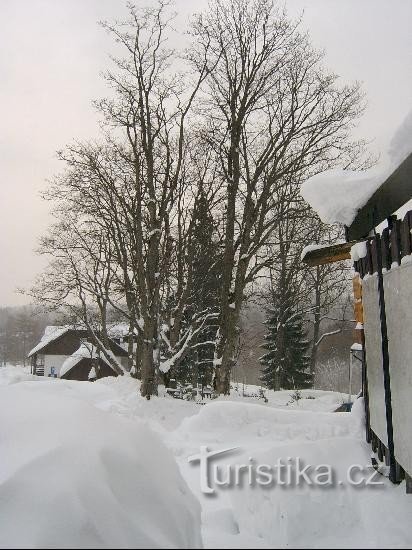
[35,329,128,357]
[60,357,118,381]
[40,330,89,356]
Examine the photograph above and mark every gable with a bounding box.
[60,357,118,381]
[29,329,89,357]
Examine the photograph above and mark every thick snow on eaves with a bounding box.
[301,108,412,226]
[301,167,386,226]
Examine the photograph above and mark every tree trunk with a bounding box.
[140,318,157,398]
[214,309,238,394]
[140,346,156,397]
[135,331,143,379]
[127,321,135,373]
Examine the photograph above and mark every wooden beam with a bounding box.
[302,241,357,266]
[346,152,412,241]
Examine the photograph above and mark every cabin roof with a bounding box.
[346,152,412,241]
[28,326,71,357]
[302,153,412,267]
[28,326,128,358]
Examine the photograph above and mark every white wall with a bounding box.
[362,274,388,446]
[363,263,412,477]
[44,355,71,378]
[383,263,412,477]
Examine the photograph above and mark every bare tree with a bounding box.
[189,0,366,393]
[29,213,127,375]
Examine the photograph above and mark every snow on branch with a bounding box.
[159,313,216,373]
[315,328,342,348]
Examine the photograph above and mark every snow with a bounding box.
[107,322,133,338]
[300,168,386,226]
[351,342,363,351]
[400,253,412,266]
[350,240,368,261]
[389,108,412,167]
[0,370,202,549]
[301,108,412,227]
[88,366,97,379]
[1,366,412,548]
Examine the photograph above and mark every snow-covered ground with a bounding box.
[1,366,411,549]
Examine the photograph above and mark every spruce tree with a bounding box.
[260,291,312,391]
[164,187,221,387]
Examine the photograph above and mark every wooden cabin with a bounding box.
[302,152,412,492]
[28,326,128,381]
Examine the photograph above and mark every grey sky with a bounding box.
[0,0,411,306]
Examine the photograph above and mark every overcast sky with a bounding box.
[0,0,411,307]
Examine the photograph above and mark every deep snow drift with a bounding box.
[0,370,202,549]
[1,367,411,549]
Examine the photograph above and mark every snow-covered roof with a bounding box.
[60,342,113,378]
[29,324,130,359]
[301,108,412,227]
[28,326,70,357]
[301,168,386,226]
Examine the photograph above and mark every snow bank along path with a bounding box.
[0,371,202,549]
[169,398,412,549]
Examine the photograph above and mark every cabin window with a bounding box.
[37,354,45,367]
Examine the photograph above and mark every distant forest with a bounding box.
[0,307,53,366]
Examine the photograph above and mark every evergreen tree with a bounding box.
[163,187,222,388]
[260,290,312,391]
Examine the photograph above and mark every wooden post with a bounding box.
[406,473,412,494]
[374,231,398,483]
[353,273,370,441]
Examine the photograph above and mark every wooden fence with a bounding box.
[353,212,412,277]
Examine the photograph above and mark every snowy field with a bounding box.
[1,366,411,549]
